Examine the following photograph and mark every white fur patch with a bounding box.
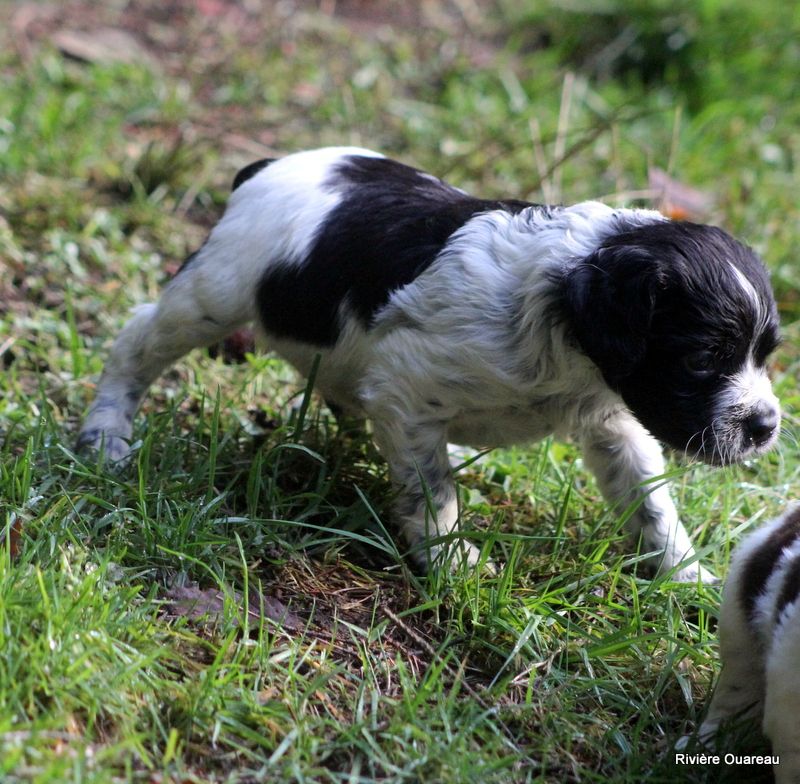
[730,261,760,307]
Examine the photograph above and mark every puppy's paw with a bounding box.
[76,428,132,464]
[453,540,497,575]
[667,562,719,585]
[411,540,496,576]
[676,722,718,752]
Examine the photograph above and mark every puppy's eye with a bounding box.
[683,350,717,378]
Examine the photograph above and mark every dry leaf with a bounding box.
[51,28,157,68]
[3,515,23,560]
[648,167,715,221]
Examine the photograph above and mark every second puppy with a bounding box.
[692,505,800,783]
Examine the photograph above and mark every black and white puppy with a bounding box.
[77,147,781,580]
[691,505,800,782]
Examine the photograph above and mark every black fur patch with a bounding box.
[740,507,800,622]
[232,158,275,191]
[256,155,535,346]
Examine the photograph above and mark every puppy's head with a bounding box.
[564,220,781,465]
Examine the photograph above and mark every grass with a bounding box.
[2,1,800,781]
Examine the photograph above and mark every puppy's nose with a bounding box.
[744,404,780,446]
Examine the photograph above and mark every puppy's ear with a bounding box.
[562,244,666,388]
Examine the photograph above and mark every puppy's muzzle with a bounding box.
[743,401,780,448]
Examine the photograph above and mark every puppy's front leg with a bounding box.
[369,411,482,571]
[695,595,764,744]
[580,410,714,582]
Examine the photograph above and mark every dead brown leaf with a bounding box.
[3,515,23,560]
[648,167,715,221]
[51,27,157,68]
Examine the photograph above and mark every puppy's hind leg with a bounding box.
[367,404,486,572]
[78,254,254,461]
